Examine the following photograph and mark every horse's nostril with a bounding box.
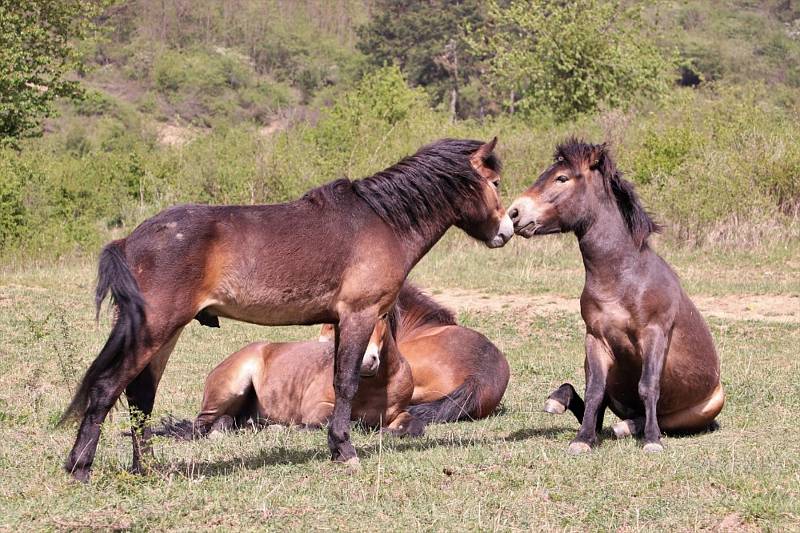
[509,208,519,221]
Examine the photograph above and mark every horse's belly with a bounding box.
[205,289,337,326]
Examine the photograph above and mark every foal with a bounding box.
[167,313,423,438]
[62,138,512,480]
[508,139,724,453]
[321,283,509,422]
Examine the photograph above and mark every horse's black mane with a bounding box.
[351,139,500,236]
[395,282,456,340]
[301,178,352,206]
[555,138,660,248]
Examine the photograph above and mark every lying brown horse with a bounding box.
[162,313,424,438]
[62,138,512,480]
[508,139,724,453]
[320,283,509,422]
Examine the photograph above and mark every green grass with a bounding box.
[0,242,799,530]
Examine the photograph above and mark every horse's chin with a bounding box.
[515,222,538,238]
[516,222,559,238]
[359,368,378,378]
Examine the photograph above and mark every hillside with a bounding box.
[1,0,798,260]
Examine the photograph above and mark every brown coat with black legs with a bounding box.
[508,139,724,453]
[61,138,512,481]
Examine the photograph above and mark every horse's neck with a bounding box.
[399,219,454,273]
[577,206,645,288]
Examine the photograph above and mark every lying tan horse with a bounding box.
[61,138,511,480]
[508,139,724,453]
[320,283,509,423]
[161,313,424,438]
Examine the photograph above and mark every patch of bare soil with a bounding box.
[434,289,800,323]
[258,116,290,137]
[157,122,207,147]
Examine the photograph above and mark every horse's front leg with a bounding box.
[569,334,612,454]
[328,311,377,467]
[384,411,426,437]
[637,326,669,452]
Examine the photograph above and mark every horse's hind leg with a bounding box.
[612,417,645,439]
[126,328,183,474]
[66,321,187,481]
[659,383,725,434]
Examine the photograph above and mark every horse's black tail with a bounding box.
[151,415,196,440]
[407,377,482,424]
[59,240,146,425]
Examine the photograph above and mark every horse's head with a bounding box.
[458,137,514,248]
[508,139,658,248]
[318,316,391,377]
[507,142,602,238]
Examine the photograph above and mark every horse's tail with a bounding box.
[151,415,196,440]
[407,377,483,424]
[59,240,146,425]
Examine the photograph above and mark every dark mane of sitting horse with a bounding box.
[555,138,660,248]
[351,139,501,237]
[395,283,456,339]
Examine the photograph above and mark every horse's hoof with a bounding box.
[612,420,633,439]
[208,429,224,440]
[567,441,592,455]
[643,442,664,453]
[343,457,361,474]
[543,399,566,415]
[70,468,91,483]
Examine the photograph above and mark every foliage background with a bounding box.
[0,0,798,259]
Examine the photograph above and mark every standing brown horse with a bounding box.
[320,282,509,422]
[160,313,425,438]
[61,138,512,481]
[507,139,723,453]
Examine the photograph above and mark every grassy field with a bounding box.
[1,235,799,530]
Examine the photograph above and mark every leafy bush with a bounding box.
[466,0,675,119]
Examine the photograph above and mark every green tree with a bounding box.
[0,0,104,145]
[356,0,485,119]
[466,0,675,118]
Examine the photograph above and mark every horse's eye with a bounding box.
[556,175,569,183]
[492,179,500,189]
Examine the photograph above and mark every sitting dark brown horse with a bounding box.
[61,138,512,480]
[162,313,424,438]
[508,139,724,453]
[320,282,509,422]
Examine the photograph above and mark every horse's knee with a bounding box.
[333,376,359,400]
[638,381,659,404]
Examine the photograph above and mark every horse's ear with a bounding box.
[589,142,607,170]
[470,137,498,174]
[472,137,498,161]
